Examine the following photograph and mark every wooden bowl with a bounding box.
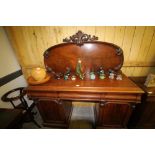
[27,75,51,85]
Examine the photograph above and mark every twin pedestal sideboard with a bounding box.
[25,31,144,128]
[26,76,143,128]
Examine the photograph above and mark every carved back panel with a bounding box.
[44,31,124,77]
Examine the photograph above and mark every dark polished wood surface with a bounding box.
[27,74,143,104]
[128,77,155,128]
[0,108,23,129]
[44,42,124,78]
[95,103,132,128]
[26,31,144,128]
[37,100,72,128]
[27,74,143,93]
[26,74,143,128]
[26,74,143,103]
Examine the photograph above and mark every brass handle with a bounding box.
[100,101,107,107]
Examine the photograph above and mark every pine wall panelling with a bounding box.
[4,26,155,78]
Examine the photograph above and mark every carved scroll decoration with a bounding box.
[45,65,52,73]
[63,30,98,45]
[44,50,50,58]
[113,47,123,70]
[116,47,123,56]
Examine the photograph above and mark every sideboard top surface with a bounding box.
[27,74,144,93]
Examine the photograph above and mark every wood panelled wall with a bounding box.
[4,26,155,78]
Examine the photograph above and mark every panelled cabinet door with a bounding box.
[37,100,72,128]
[95,102,132,128]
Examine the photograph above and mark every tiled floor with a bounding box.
[22,103,95,129]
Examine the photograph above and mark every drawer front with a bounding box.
[101,93,141,103]
[27,91,59,99]
[59,92,101,101]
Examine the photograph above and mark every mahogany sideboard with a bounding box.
[25,31,144,128]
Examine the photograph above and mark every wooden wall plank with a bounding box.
[76,26,96,37]
[146,28,155,62]
[123,67,135,77]
[104,26,115,43]
[132,67,143,77]
[121,26,136,64]
[128,26,145,62]
[95,26,106,41]
[113,26,126,47]
[5,26,155,78]
[140,67,155,76]
[137,26,155,63]
[121,67,126,74]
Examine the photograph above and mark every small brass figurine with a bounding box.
[90,71,96,80]
[76,59,84,80]
[109,69,115,79]
[99,73,105,80]
[71,75,76,80]
[116,74,122,80]
[64,74,69,80]
[54,72,63,80]
[64,67,71,80]
[98,66,105,80]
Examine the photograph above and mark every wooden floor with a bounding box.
[22,102,95,129]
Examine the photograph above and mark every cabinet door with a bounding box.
[95,102,132,128]
[37,100,72,128]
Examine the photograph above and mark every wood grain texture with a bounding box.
[44,42,124,77]
[37,100,72,128]
[128,77,155,128]
[5,26,155,78]
[95,102,132,128]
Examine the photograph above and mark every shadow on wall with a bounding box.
[0,27,28,108]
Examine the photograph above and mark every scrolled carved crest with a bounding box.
[63,30,98,45]
[44,50,50,58]
[116,47,123,56]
